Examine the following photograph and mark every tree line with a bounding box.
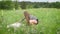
[0,1,60,9]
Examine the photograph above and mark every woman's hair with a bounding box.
[24,11,30,24]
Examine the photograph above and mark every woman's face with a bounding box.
[29,20,37,25]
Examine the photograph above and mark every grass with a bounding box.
[0,8,60,34]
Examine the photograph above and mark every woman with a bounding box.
[24,11,38,25]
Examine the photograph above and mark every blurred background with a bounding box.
[0,0,60,9]
[0,0,60,34]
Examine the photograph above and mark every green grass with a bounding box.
[0,8,60,34]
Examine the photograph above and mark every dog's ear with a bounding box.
[24,11,30,24]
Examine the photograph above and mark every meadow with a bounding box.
[0,8,60,34]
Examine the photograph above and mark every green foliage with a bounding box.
[0,1,60,9]
[0,8,60,34]
[0,1,15,9]
[19,2,60,9]
[20,1,28,9]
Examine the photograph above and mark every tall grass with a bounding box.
[0,8,60,34]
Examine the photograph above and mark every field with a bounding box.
[0,8,60,34]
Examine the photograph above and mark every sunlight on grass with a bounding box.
[0,8,60,34]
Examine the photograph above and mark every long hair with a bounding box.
[24,11,30,25]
